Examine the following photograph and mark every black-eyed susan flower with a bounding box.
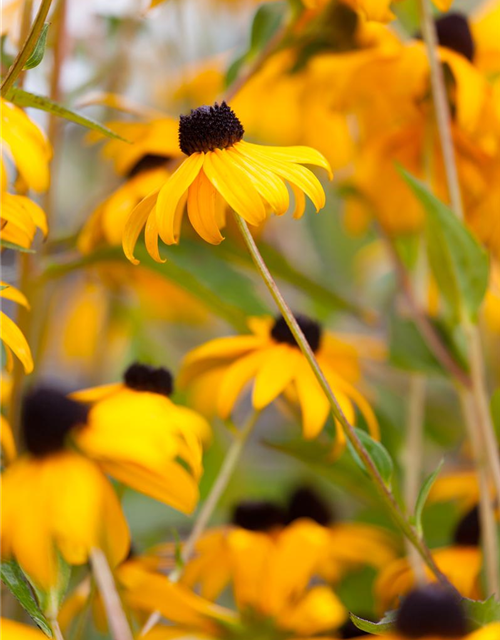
[133,522,346,640]
[180,486,396,602]
[1,282,33,373]
[375,505,484,614]
[1,618,47,640]
[71,363,211,513]
[1,388,130,589]
[375,584,500,640]
[122,101,331,263]
[1,98,51,193]
[179,314,378,455]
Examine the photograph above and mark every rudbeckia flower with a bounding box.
[1,98,52,193]
[1,388,130,589]
[180,487,397,601]
[122,101,331,263]
[1,160,47,250]
[133,523,346,640]
[71,363,211,513]
[179,314,378,454]
[375,584,500,640]
[1,618,47,640]
[375,506,483,613]
[1,282,33,373]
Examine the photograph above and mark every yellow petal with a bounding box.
[238,140,332,179]
[0,311,33,373]
[156,153,204,245]
[0,415,17,464]
[252,344,299,409]
[291,183,306,219]
[294,363,329,439]
[1,618,48,639]
[187,169,225,244]
[217,349,269,418]
[122,191,159,265]
[279,585,346,635]
[203,149,266,226]
[144,204,166,263]
[0,282,29,308]
[70,382,123,403]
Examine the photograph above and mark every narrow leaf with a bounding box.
[0,560,53,636]
[23,23,49,70]
[399,167,489,321]
[5,88,129,142]
[0,239,35,253]
[347,429,394,488]
[350,610,397,635]
[414,458,444,536]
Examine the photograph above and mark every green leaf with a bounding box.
[0,560,53,636]
[4,88,128,141]
[0,239,35,253]
[346,429,394,488]
[462,596,500,629]
[491,389,500,439]
[346,430,394,488]
[250,2,285,54]
[350,610,397,635]
[23,23,49,70]
[389,313,444,376]
[413,458,444,536]
[29,557,71,618]
[399,167,489,321]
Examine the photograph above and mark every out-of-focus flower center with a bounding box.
[127,154,169,178]
[178,102,244,156]
[435,13,475,62]
[232,501,287,531]
[286,486,333,526]
[453,505,480,546]
[124,362,173,396]
[22,388,89,456]
[271,315,322,353]
[395,585,467,638]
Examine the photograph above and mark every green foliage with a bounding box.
[0,239,35,253]
[462,596,500,628]
[389,314,444,375]
[0,561,53,636]
[412,458,444,536]
[350,610,397,635]
[346,429,394,488]
[23,23,49,70]
[399,168,489,322]
[4,87,128,141]
[491,389,500,438]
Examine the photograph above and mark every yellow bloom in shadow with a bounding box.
[180,315,378,455]
[122,102,331,264]
[1,99,52,193]
[72,363,211,514]
[1,618,47,640]
[1,389,130,589]
[1,282,33,373]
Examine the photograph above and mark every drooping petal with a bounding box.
[122,191,158,264]
[187,170,225,244]
[144,204,165,263]
[203,150,266,226]
[252,344,300,410]
[0,282,29,308]
[0,311,33,373]
[294,363,329,439]
[278,585,346,635]
[238,140,332,179]
[156,153,204,245]
[290,183,306,219]
[217,349,269,418]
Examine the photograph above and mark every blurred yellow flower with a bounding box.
[0,414,16,465]
[1,389,130,589]
[1,282,33,374]
[1,99,51,193]
[180,315,378,454]
[1,618,47,640]
[72,363,211,513]
[122,102,331,263]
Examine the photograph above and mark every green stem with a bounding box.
[233,211,450,585]
[1,0,54,96]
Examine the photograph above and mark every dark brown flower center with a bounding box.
[22,388,89,457]
[435,13,475,62]
[395,585,467,638]
[286,486,333,526]
[178,102,244,155]
[126,154,169,178]
[124,363,173,396]
[453,505,480,546]
[232,501,287,531]
[270,315,322,353]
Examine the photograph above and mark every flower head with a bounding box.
[180,315,378,455]
[71,362,211,513]
[122,102,331,264]
[1,388,130,589]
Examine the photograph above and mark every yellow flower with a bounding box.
[180,315,378,454]
[1,388,130,589]
[1,618,47,640]
[1,99,52,193]
[122,101,331,264]
[0,190,47,249]
[71,363,211,513]
[1,282,33,373]
[0,414,16,465]
[181,487,397,600]
[135,523,346,640]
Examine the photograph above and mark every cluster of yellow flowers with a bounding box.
[2,0,500,639]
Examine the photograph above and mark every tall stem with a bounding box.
[179,410,260,567]
[90,549,134,640]
[233,212,449,585]
[1,0,54,96]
